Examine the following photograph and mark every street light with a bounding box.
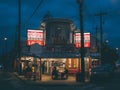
[116,48,119,54]
[4,37,8,70]
[116,48,119,51]
[4,37,8,54]
[105,40,109,43]
[105,40,109,46]
[4,37,7,41]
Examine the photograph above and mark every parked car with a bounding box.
[90,64,114,82]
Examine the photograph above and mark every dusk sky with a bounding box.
[0,0,120,54]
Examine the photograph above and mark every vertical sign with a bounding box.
[75,33,81,48]
[74,32,90,48]
[84,33,90,48]
[27,29,44,46]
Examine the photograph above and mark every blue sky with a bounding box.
[0,0,120,54]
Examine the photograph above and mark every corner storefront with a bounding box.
[15,52,94,81]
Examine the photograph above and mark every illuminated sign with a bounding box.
[27,29,44,46]
[74,32,90,48]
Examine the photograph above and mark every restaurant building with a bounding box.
[15,18,100,81]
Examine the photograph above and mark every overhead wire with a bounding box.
[24,0,44,26]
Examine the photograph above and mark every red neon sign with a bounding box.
[74,33,90,48]
[27,29,45,46]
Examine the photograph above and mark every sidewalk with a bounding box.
[13,72,90,86]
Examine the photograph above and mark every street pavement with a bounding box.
[0,71,104,90]
[1,68,120,90]
[0,71,26,90]
[14,72,87,86]
[102,68,120,90]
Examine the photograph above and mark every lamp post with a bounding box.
[18,0,21,59]
[105,40,109,46]
[105,40,109,44]
[4,37,8,70]
[115,48,119,54]
[116,48,118,51]
[4,37,8,55]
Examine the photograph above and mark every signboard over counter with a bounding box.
[27,29,44,46]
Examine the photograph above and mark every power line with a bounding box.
[24,0,44,26]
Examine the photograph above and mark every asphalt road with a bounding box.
[1,69,120,90]
[102,68,120,90]
[0,72,15,90]
[0,71,27,90]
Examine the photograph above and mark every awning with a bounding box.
[22,52,81,58]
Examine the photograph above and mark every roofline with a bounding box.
[41,18,74,24]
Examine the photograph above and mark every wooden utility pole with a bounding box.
[95,12,107,63]
[95,26,98,47]
[78,0,85,82]
[17,0,21,73]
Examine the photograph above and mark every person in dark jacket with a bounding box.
[41,61,45,74]
[52,67,58,79]
[61,67,68,79]
[24,66,32,79]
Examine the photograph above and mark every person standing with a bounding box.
[52,67,58,79]
[61,67,68,79]
[41,61,45,74]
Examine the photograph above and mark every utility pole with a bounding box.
[95,12,107,64]
[17,0,21,73]
[77,0,85,82]
[95,26,98,48]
